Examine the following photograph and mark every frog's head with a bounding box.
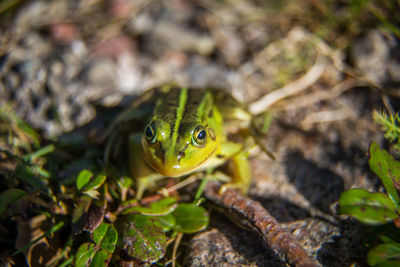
[141,118,220,177]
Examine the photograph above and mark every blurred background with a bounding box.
[0,0,400,266]
[0,0,398,136]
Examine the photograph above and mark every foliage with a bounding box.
[75,223,118,267]
[297,0,400,49]
[373,110,400,152]
[339,188,398,225]
[338,111,400,266]
[0,110,209,266]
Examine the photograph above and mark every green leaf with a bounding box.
[119,198,139,212]
[372,110,400,144]
[89,250,112,267]
[173,203,209,233]
[92,223,118,253]
[76,170,107,196]
[154,214,176,231]
[117,176,134,189]
[30,165,50,179]
[15,164,47,191]
[83,173,107,192]
[59,257,74,267]
[0,189,27,217]
[339,188,398,224]
[77,170,93,191]
[369,142,400,210]
[120,214,166,263]
[0,106,40,148]
[254,111,274,134]
[74,224,117,267]
[22,144,55,162]
[75,243,96,267]
[122,197,177,215]
[367,242,400,266]
[194,178,208,201]
[84,189,100,199]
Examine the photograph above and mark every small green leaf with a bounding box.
[75,226,116,267]
[85,189,100,199]
[89,250,112,267]
[194,178,208,201]
[254,111,273,134]
[15,164,47,191]
[0,106,40,148]
[22,144,55,162]
[59,257,74,267]
[75,224,116,267]
[339,188,398,224]
[117,176,134,189]
[173,203,209,233]
[77,170,93,191]
[120,214,166,264]
[369,142,400,210]
[75,242,96,267]
[122,197,177,215]
[30,165,50,179]
[367,242,400,266]
[92,223,118,253]
[154,214,176,231]
[0,189,27,217]
[76,170,107,196]
[83,173,107,192]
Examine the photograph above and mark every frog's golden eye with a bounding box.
[144,122,157,144]
[192,126,207,147]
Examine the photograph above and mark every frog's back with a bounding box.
[208,88,252,129]
[146,86,216,123]
[136,86,250,131]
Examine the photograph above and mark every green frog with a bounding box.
[105,85,271,199]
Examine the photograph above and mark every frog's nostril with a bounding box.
[178,151,185,161]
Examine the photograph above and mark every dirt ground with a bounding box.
[1,0,399,266]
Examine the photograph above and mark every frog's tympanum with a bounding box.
[105,85,269,199]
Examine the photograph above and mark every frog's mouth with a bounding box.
[144,147,218,177]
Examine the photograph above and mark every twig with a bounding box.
[279,78,361,111]
[300,108,353,127]
[382,94,395,115]
[172,232,183,267]
[249,54,328,114]
[158,175,199,196]
[204,182,320,267]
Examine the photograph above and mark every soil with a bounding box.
[1,0,399,266]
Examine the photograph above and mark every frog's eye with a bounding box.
[144,122,157,144]
[192,126,207,147]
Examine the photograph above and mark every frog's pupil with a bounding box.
[145,126,154,138]
[197,129,206,140]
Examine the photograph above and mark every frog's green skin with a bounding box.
[106,85,255,199]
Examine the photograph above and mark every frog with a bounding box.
[105,84,272,199]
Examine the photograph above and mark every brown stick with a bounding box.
[204,182,320,267]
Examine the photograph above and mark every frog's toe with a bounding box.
[135,174,164,199]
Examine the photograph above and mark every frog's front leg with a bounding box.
[219,142,251,195]
[128,133,163,199]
